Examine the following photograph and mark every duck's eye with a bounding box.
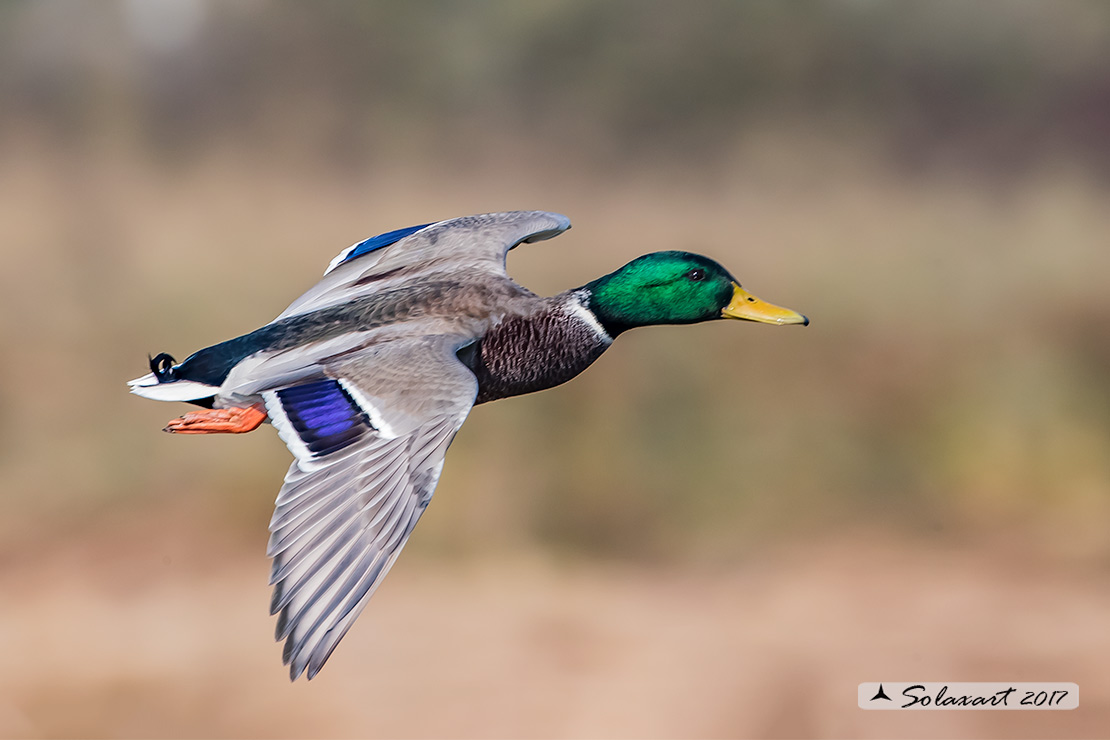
[685,268,706,282]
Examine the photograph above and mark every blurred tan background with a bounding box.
[2,1,1110,737]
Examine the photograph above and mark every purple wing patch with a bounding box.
[276,380,373,456]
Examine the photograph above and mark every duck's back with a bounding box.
[176,271,535,395]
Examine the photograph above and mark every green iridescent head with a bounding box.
[584,251,808,336]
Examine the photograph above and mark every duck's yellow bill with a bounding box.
[721,283,809,326]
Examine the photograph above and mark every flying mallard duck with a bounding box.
[128,211,807,680]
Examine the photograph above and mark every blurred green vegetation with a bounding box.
[1,0,1108,563]
[4,1,1110,175]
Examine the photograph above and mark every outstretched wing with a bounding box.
[275,210,570,320]
[261,335,478,680]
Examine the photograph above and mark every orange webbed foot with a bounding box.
[163,404,268,434]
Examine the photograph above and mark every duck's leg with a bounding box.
[163,404,267,434]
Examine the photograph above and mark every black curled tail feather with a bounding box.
[149,353,177,382]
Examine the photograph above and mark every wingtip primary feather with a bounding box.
[271,581,286,615]
[520,211,571,242]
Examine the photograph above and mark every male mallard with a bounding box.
[128,211,807,680]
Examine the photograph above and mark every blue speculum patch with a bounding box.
[276,380,373,456]
[340,223,433,266]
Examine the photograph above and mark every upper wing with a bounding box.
[261,334,478,680]
[275,210,570,320]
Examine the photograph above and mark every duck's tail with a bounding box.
[128,352,220,402]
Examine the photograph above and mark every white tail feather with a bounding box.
[128,372,218,402]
